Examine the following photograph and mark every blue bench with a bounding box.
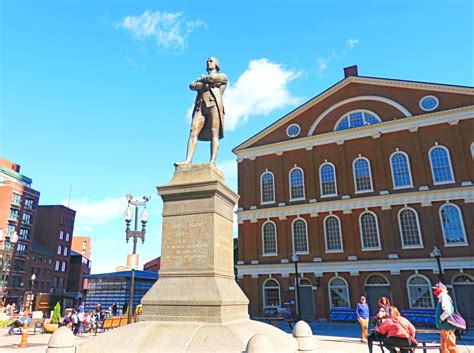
[330,307,357,322]
[401,309,436,325]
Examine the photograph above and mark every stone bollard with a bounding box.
[246,333,275,353]
[47,326,76,353]
[293,320,316,352]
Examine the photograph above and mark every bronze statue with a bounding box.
[176,57,228,166]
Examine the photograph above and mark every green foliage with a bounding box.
[51,302,61,324]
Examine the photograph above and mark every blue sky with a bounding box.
[1,0,472,274]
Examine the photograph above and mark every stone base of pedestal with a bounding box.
[76,319,298,353]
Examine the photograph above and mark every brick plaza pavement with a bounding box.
[1,323,473,352]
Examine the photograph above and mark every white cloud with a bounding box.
[119,10,206,50]
[61,196,125,231]
[224,59,302,131]
[217,159,238,192]
[346,38,359,50]
[316,38,359,74]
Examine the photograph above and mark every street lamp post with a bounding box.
[20,274,35,348]
[431,246,443,281]
[123,194,150,324]
[0,229,18,305]
[292,252,301,322]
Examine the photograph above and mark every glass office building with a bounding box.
[83,270,158,313]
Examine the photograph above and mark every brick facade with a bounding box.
[233,71,474,323]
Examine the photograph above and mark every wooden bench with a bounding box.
[100,316,135,332]
[385,341,441,353]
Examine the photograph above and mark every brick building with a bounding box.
[71,236,91,259]
[28,241,55,293]
[233,67,474,323]
[0,158,40,303]
[143,256,160,273]
[32,205,76,294]
[66,250,91,297]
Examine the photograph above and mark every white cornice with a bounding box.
[234,106,474,159]
[236,257,474,277]
[237,186,474,222]
[233,76,474,154]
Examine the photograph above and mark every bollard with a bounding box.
[47,326,76,353]
[293,320,316,352]
[246,333,275,353]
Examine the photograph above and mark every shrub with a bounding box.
[51,302,61,324]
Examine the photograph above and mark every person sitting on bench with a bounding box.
[368,296,391,353]
[377,306,417,353]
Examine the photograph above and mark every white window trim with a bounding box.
[419,95,439,112]
[319,162,338,197]
[262,220,278,256]
[364,273,390,287]
[397,207,424,249]
[291,217,309,255]
[260,171,276,205]
[389,150,414,189]
[352,156,374,193]
[286,123,301,138]
[59,231,63,240]
[439,203,468,247]
[57,245,62,255]
[333,109,382,131]
[262,278,281,308]
[359,211,382,251]
[289,166,306,201]
[407,274,434,309]
[323,215,344,253]
[328,276,350,308]
[428,145,455,185]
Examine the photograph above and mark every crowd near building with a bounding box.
[0,157,92,310]
[234,67,474,323]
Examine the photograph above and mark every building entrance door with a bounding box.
[453,275,474,325]
[298,279,314,320]
[365,274,391,316]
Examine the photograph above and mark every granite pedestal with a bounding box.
[77,164,298,352]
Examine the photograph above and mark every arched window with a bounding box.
[324,215,343,252]
[407,275,434,309]
[335,110,382,131]
[365,274,390,286]
[262,221,278,255]
[390,151,413,188]
[263,279,281,308]
[429,145,454,184]
[320,162,337,196]
[439,204,467,245]
[328,277,350,307]
[260,171,275,204]
[471,142,474,160]
[292,218,309,254]
[299,278,312,286]
[453,274,474,284]
[353,157,373,193]
[359,211,381,250]
[289,167,305,200]
[398,207,423,248]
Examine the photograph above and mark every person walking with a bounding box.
[377,306,417,353]
[433,282,459,353]
[368,296,392,353]
[356,295,370,342]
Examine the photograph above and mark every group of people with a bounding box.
[356,282,460,353]
[61,303,102,335]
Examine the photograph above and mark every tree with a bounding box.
[51,302,61,324]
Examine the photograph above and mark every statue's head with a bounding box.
[206,57,220,72]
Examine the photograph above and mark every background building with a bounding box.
[33,205,76,294]
[83,270,158,313]
[0,157,40,303]
[143,256,160,273]
[71,236,91,259]
[233,67,474,323]
[66,250,91,300]
[27,241,54,293]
